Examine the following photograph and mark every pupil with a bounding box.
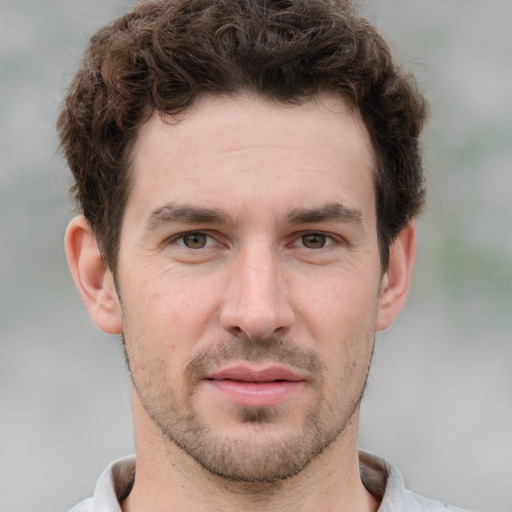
[184,233,206,248]
[303,234,325,248]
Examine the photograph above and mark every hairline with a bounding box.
[104,90,389,276]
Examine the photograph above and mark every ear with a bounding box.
[376,221,416,331]
[65,215,122,334]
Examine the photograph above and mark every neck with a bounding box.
[122,397,379,512]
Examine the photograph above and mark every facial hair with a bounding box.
[123,332,375,484]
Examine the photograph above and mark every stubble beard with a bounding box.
[123,334,375,484]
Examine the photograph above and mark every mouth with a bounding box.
[204,366,307,407]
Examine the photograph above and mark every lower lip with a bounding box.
[206,380,306,407]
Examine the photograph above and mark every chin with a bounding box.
[163,406,353,483]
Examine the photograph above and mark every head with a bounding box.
[58,0,427,275]
[60,0,426,486]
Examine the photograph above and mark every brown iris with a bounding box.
[301,234,327,248]
[182,233,208,249]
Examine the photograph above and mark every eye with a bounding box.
[178,232,214,249]
[297,233,333,249]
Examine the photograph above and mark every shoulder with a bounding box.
[66,497,93,512]
[359,450,475,512]
[65,455,135,512]
[407,491,474,512]
[408,491,471,512]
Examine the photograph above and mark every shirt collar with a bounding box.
[85,450,470,512]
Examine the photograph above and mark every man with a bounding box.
[58,1,472,511]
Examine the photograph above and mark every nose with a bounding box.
[220,245,295,341]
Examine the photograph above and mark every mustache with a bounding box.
[185,337,325,382]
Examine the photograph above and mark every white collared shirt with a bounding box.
[67,450,474,512]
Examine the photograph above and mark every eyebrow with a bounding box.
[145,203,233,231]
[285,203,363,225]
[145,201,363,232]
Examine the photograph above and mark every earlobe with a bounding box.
[376,222,416,331]
[65,215,122,334]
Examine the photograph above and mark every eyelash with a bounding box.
[167,230,339,251]
[291,232,336,249]
[170,231,217,250]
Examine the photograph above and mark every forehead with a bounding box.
[127,93,376,226]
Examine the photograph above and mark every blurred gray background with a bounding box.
[0,1,511,511]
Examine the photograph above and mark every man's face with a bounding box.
[116,93,384,481]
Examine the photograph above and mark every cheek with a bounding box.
[121,267,221,353]
[293,273,379,398]
[294,267,380,336]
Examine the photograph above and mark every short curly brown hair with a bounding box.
[57,0,427,272]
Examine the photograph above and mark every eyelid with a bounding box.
[164,229,345,250]
[167,230,217,249]
[289,231,339,248]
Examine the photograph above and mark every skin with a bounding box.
[66,92,416,512]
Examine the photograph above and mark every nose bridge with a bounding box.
[221,240,294,340]
[235,241,280,320]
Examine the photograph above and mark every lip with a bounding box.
[208,366,305,382]
[204,365,307,407]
